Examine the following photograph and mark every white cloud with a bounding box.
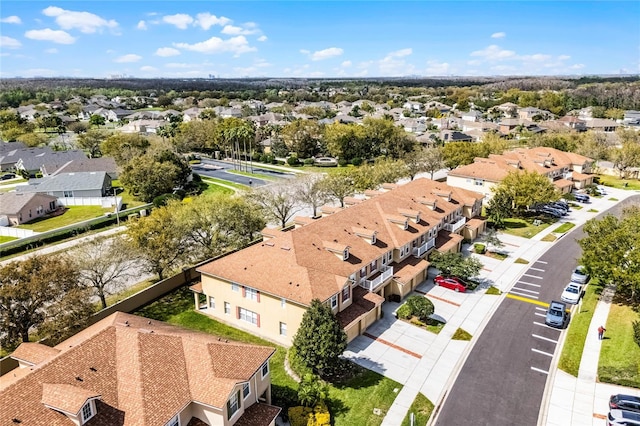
[425,60,450,75]
[25,29,76,44]
[341,60,352,68]
[155,47,180,57]
[1,16,22,24]
[42,6,118,34]
[137,20,147,30]
[470,44,516,60]
[491,32,506,39]
[174,35,256,56]
[115,54,142,63]
[22,68,57,77]
[521,53,552,62]
[45,48,58,54]
[195,12,231,30]
[558,55,571,61]
[0,36,22,49]
[140,66,157,72]
[163,14,194,29]
[387,48,412,58]
[165,63,198,68]
[301,47,344,61]
[378,48,414,75]
[221,23,259,36]
[257,35,268,42]
[570,64,585,70]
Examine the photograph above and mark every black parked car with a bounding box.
[610,394,640,413]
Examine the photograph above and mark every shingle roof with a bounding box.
[0,312,275,426]
[0,192,58,215]
[41,384,100,415]
[198,178,483,305]
[9,342,61,366]
[18,171,108,193]
[18,150,87,171]
[53,157,117,176]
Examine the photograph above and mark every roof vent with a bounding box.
[12,419,21,424]
[89,367,97,372]
[281,246,291,251]
[75,376,83,382]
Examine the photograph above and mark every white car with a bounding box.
[561,282,583,304]
[571,266,589,284]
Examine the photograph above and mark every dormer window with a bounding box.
[81,402,95,424]
[343,248,349,260]
[323,240,350,261]
[165,415,180,426]
[371,233,377,244]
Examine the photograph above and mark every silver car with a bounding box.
[571,266,589,284]
[607,409,640,426]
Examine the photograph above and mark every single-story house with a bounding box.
[0,192,59,225]
[17,171,112,199]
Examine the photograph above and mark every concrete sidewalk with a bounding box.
[343,186,639,426]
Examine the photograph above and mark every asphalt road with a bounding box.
[435,195,640,426]
[192,158,296,187]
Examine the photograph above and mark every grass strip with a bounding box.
[401,393,435,426]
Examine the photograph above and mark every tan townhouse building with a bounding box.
[192,178,486,346]
[0,312,280,426]
[446,147,595,198]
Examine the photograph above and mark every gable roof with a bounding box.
[198,178,483,305]
[52,157,118,176]
[18,150,87,172]
[17,171,109,193]
[0,312,275,426]
[0,192,58,215]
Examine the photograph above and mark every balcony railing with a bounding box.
[360,266,393,292]
[412,238,436,257]
[444,217,466,233]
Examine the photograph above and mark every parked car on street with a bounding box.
[561,282,583,304]
[571,266,590,284]
[434,275,467,293]
[610,394,640,413]
[537,206,564,218]
[607,409,640,426]
[545,300,569,328]
[574,193,590,203]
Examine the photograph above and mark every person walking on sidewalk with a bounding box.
[598,325,606,340]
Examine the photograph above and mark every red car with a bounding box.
[434,275,467,292]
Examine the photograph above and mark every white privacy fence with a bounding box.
[0,226,36,238]
[58,196,122,210]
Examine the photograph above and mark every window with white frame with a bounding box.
[330,294,338,309]
[239,307,258,325]
[371,233,377,244]
[281,298,286,308]
[227,390,241,420]
[349,273,357,285]
[342,286,350,302]
[165,415,179,426]
[242,382,251,399]
[224,302,231,315]
[231,282,240,292]
[279,322,287,336]
[370,259,377,272]
[474,179,483,186]
[360,266,367,278]
[261,361,270,378]
[245,287,258,301]
[80,402,95,423]
[63,190,73,198]
[209,296,215,309]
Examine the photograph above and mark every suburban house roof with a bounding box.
[18,150,88,173]
[198,178,483,306]
[51,157,118,176]
[448,147,593,182]
[0,141,27,153]
[17,171,109,194]
[0,146,53,167]
[0,192,58,215]
[0,312,276,426]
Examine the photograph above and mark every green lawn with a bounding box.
[226,169,277,181]
[598,300,640,388]
[541,234,557,242]
[452,328,472,341]
[135,287,401,425]
[201,177,248,191]
[485,286,502,295]
[588,209,598,213]
[17,205,112,232]
[200,181,234,195]
[596,175,640,190]
[102,279,157,309]
[554,222,575,234]
[502,217,554,238]
[0,235,18,243]
[515,258,529,264]
[401,393,434,426]
[558,283,600,376]
[111,179,146,208]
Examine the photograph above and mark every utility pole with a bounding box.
[113,187,120,227]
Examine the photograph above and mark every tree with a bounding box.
[281,120,323,159]
[351,158,407,191]
[404,146,445,180]
[67,121,89,134]
[0,255,92,350]
[292,299,348,375]
[17,132,48,147]
[485,189,512,229]
[442,142,486,169]
[295,174,329,218]
[126,204,187,280]
[250,183,301,229]
[324,122,369,161]
[120,157,180,202]
[429,252,483,280]
[490,170,559,215]
[579,206,640,303]
[76,128,107,158]
[297,373,328,407]
[318,173,355,207]
[69,235,141,309]
[89,114,106,127]
[363,117,416,159]
[611,142,640,179]
[177,192,266,261]
[101,133,150,165]
[483,228,504,252]
[404,295,435,321]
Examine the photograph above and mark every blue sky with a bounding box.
[0,1,638,79]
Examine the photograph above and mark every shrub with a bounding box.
[287,156,300,166]
[191,173,202,182]
[474,243,486,254]
[272,384,299,416]
[152,193,179,207]
[405,295,434,321]
[303,158,315,165]
[288,402,330,426]
[337,158,348,167]
[633,320,640,348]
[351,157,363,166]
[396,303,412,320]
[276,160,285,165]
[297,374,328,407]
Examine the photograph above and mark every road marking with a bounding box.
[517,281,541,287]
[530,267,545,272]
[523,273,544,280]
[534,312,546,318]
[507,290,538,301]
[531,348,554,357]
[362,333,422,359]
[511,287,539,295]
[535,260,548,264]
[532,334,558,343]
[534,321,560,330]
[535,306,547,312]
[531,366,549,375]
